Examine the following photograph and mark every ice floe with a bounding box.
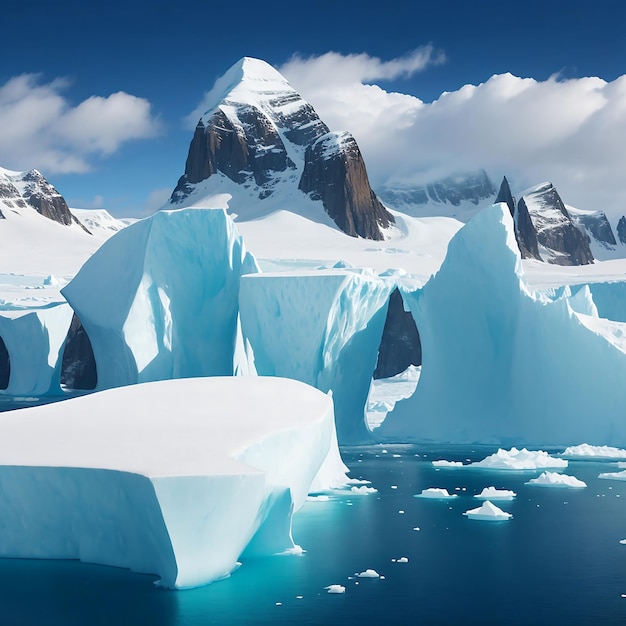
[415,488,457,499]
[355,569,381,578]
[325,585,346,594]
[474,486,517,500]
[560,444,626,460]
[432,460,464,467]
[598,470,626,481]
[463,501,512,521]
[525,472,587,488]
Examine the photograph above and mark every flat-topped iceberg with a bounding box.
[463,501,512,521]
[525,472,587,488]
[474,486,516,500]
[416,488,457,499]
[432,460,464,467]
[561,444,626,460]
[598,470,626,481]
[0,376,346,589]
[470,448,568,470]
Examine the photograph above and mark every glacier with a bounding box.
[380,204,626,447]
[0,376,345,589]
[239,269,392,444]
[61,208,259,390]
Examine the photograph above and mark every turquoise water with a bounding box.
[0,445,624,625]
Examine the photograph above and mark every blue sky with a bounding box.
[2,0,626,217]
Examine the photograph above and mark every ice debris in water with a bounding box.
[432,460,464,467]
[598,470,626,481]
[355,569,381,578]
[416,488,457,499]
[474,486,517,500]
[326,585,346,594]
[463,500,512,521]
[350,486,378,495]
[525,472,587,488]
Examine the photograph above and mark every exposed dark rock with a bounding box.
[298,132,394,240]
[60,313,97,390]
[515,197,542,260]
[570,210,617,249]
[0,336,9,390]
[617,216,626,244]
[378,170,496,209]
[374,288,421,379]
[522,182,594,266]
[495,176,515,217]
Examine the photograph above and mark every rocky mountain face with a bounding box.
[377,170,496,219]
[60,314,97,390]
[569,208,617,250]
[373,288,422,379]
[169,57,393,239]
[0,168,88,230]
[299,132,393,240]
[618,216,626,244]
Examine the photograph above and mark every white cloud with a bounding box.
[0,74,161,174]
[142,187,172,215]
[280,52,626,222]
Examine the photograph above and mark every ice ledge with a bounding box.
[0,376,344,588]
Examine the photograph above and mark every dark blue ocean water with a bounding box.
[0,444,624,625]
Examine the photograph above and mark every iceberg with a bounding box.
[62,208,259,391]
[0,376,344,589]
[469,448,568,471]
[416,488,457,499]
[355,569,381,578]
[380,204,626,447]
[325,584,346,594]
[525,472,587,488]
[598,470,626,481]
[463,501,512,521]
[432,460,464,467]
[561,443,626,460]
[0,303,73,396]
[239,269,392,443]
[474,487,517,500]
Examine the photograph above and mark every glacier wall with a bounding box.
[380,204,626,447]
[239,270,392,443]
[0,304,74,396]
[0,376,343,588]
[62,209,259,390]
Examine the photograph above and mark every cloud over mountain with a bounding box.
[0,74,161,174]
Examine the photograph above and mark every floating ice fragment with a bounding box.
[346,478,371,485]
[398,510,405,514]
[619,539,626,545]
[306,495,330,502]
[463,500,512,521]
[355,569,381,578]
[393,454,401,458]
[474,486,517,500]
[598,470,626,481]
[525,472,586,488]
[350,486,378,495]
[432,460,464,467]
[326,585,346,594]
[391,485,398,489]
[416,488,457,499]
[412,527,420,531]
[470,447,567,470]
[396,557,409,563]
[382,449,388,454]
[561,444,626,460]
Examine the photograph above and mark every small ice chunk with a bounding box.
[463,500,512,521]
[599,470,626,481]
[525,472,587,488]
[307,495,330,502]
[415,488,457,499]
[619,539,626,545]
[325,585,346,594]
[355,569,380,578]
[396,557,409,563]
[474,486,516,500]
[412,527,420,531]
[350,486,378,495]
[393,454,401,458]
[432,460,464,467]
[391,485,398,489]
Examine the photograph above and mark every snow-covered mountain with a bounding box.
[70,208,128,239]
[165,57,393,240]
[376,170,497,221]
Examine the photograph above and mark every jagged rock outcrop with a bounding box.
[495,176,515,217]
[0,167,89,231]
[377,170,496,217]
[616,216,626,244]
[60,314,97,390]
[515,197,542,260]
[298,132,394,240]
[374,288,421,379]
[569,208,617,250]
[519,182,594,266]
[168,57,393,240]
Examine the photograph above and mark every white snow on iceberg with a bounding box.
[463,500,512,521]
[561,444,626,460]
[432,460,464,467]
[416,488,457,499]
[474,486,516,500]
[598,470,626,481]
[469,448,568,471]
[525,472,587,488]
[0,376,344,589]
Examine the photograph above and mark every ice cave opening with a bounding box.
[367,288,422,431]
[0,335,9,390]
[60,314,97,391]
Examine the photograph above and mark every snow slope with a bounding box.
[0,376,345,588]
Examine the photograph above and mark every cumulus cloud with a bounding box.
[0,74,161,174]
[280,52,626,222]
